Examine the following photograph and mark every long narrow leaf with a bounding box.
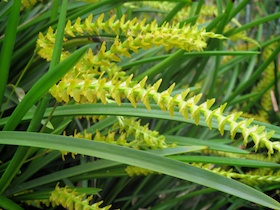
[169,156,280,168]
[6,159,120,196]
[0,1,21,107]
[1,103,279,139]
[0,195,23,210]
[0,131,279,209]
[3,46,88,131]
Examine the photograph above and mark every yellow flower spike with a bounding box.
[167,94,180,117]
[132,35,146,48]
[97,89,108,104]
[204,103,227,129]
[193,93,202,104]
[244,118,254,127]
[139,76,148,88]
[87,48,95,61]
[95,12,104,27]
[127,17,138,30]
[267,130,276,140]
[111,90,122,106]
[111,20,122,35]
[37,12,226,83]
[107,14,117,28]
[215,103,227,115]
[155,95,167,112]
[73,17,84,35]
[125,36,140,53]
[138,18,147,31]
[36,32,47,47]
[65,20,76,37]
[50,185,112,209]
[235,118,254,145]
[152,34,164,46]
[123,76,134,94]
[84,13,93,32]
[98,79,109,104]
[102,18,113,34]
[255,126,266,135]
[203,110,214,130]
[162,96,173,113]
[83,82,94,101]
[200,99,216,128]
[167,83,176,95]
[230,111,243,121]
[116,117,170,150]
[112,38,132,57]
[218,115,232,136]
[158,86,173,105]
[94,131,104,141]
[260,133,274,154]
[70,88,81,102]
[120,74,136,104]
[150,79,161,93]
[241,130,250,147]
[46,27,56,43]
[229,113,243,139]
[125,90,137,108]
[106,132,115,143]
[42,15,278,155]
[119,17,129,32]
[190,105,202,125]
[177,100,187,116]
[251,135,261,151]
[179,89,191,101]
[200,98,215,112]
[141,92,151,110]
[66,78,76,92]
[144,33,156,45]
[204,99,215,109]
[97,42,107,59]
[272,141,280,153]
[56,79,69,102]
[116,133,127,145]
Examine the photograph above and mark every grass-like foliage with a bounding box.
[0,0,280,209]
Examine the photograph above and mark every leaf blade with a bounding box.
[0,131,279,209]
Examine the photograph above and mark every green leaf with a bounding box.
[0,195,23,210]
[169,156,280,168]
[3,45,88,131]
[1,103,278,139]
[165,135,249,154]
[0,131,280,209]
[149,146,207,156]
[12,187,101,201]
[7,159,120,195]
[0,0,21,107]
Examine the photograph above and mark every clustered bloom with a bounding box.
[36,12,280,176]
[49,185,111,210]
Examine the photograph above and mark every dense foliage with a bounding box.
[0,0,280,209]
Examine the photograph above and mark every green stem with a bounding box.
[225,12,280,36]
[0,147,30,194]
[0,195,23,210]
[50,0,60,22]
[49,0,68,70]
[159,2,188,26]
[225,43,280,103]
[134,49,185,81]
[0,1,21,111]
